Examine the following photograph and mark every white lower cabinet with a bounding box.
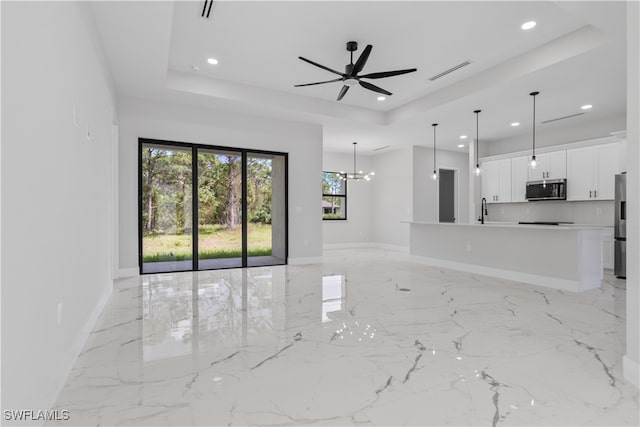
[602,227,614,270]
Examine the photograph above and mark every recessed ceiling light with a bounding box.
[207,58,219,65]
[459,135,467,140]
[581,104,593,110]
[458,144,465,148]
[511,122,520,127]
[377,96,386,101]
[521,21,537,30]
[191,65,200,72]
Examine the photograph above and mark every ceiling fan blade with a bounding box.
[359,68,417,79]
[298,56,344,77]
[352,44,372,75]
[337,85,350,101]
[359,80,392,96]
[295,78,343,87]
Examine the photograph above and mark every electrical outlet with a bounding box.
[466,243,471,252]
[303,239,309,246]
[296,206,302,213]
[596,207,602,215]
[57,302,63,327]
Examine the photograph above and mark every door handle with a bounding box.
[594,190,597,198]
[589,190,592,198]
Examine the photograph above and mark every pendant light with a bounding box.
[474,109,482,176]
[341,142,374,181]
[431,123,438,181]
[529,91,539,168]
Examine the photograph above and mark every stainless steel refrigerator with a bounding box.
[615,174,626,278]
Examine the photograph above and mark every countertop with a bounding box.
[405,221,609,231]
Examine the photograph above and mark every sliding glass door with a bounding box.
[140,144,193,274]
[246,152,287,267]
[139,140,287,274]
[197,149,244,270]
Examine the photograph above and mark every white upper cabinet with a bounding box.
[594,143,620,199]
[528,151,566,181]
[567,143,619,201]
[482,159,511,203]
[511,156,529,203]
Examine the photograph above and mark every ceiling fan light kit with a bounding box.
[295,41,417,101]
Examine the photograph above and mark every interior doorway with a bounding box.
[438,168,457,223]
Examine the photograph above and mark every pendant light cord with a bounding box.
[353,142,357,175]
[432,124,438,172]
[530,91,539,158]
[533,95,536,156]
[474,110,481,167]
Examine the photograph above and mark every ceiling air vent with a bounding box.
[428,61,472,81]
[373,145,391,152]
[541,112,584,124]
[200,0,214,19]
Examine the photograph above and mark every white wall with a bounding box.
[625,0,640,389]
[370,147,413,249]
[413,146,470,224]
[2,1,116,417]
[118,96,323,271]
[322,152,373,246]
[484,114,626,157]
[488,201,614,226]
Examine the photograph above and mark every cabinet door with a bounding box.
[511,156,529,202]
[528,153,546,181]
[567,146,595,201]
[595,143,619,200]
[497,159,512,203]
[602,228,614,270]
[481,161,499,203]
[546,150,567,179]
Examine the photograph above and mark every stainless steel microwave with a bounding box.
[525,179,567,201]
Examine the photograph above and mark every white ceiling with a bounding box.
[91,1,627,154]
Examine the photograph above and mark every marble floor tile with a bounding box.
[50,248,638,426]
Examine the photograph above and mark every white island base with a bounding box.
[409,222,604,292]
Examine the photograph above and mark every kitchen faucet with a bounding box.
[480,197,488,224]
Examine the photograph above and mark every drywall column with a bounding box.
[272,155,286,261]
[625,0,640,389]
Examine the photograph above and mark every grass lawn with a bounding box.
[143,223,272,262]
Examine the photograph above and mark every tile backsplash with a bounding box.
[487,200,614,226]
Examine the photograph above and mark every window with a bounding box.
[322,171,347,220]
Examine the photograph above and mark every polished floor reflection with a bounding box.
[51,249,638,426]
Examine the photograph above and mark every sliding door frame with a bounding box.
[137,138,288,275]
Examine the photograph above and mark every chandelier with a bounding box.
[340,142,375,181]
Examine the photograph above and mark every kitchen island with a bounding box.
[408,222,604,292]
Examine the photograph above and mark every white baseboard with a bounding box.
[288,256,323,265]
[623,355,640,389]
[323,242,376,250]
[323,242,409,253]
[374,243,410,253]
[118,267,139,278]
[410,255,591,293]
[48,283,112,416]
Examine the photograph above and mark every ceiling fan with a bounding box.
[295,41,417,101]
